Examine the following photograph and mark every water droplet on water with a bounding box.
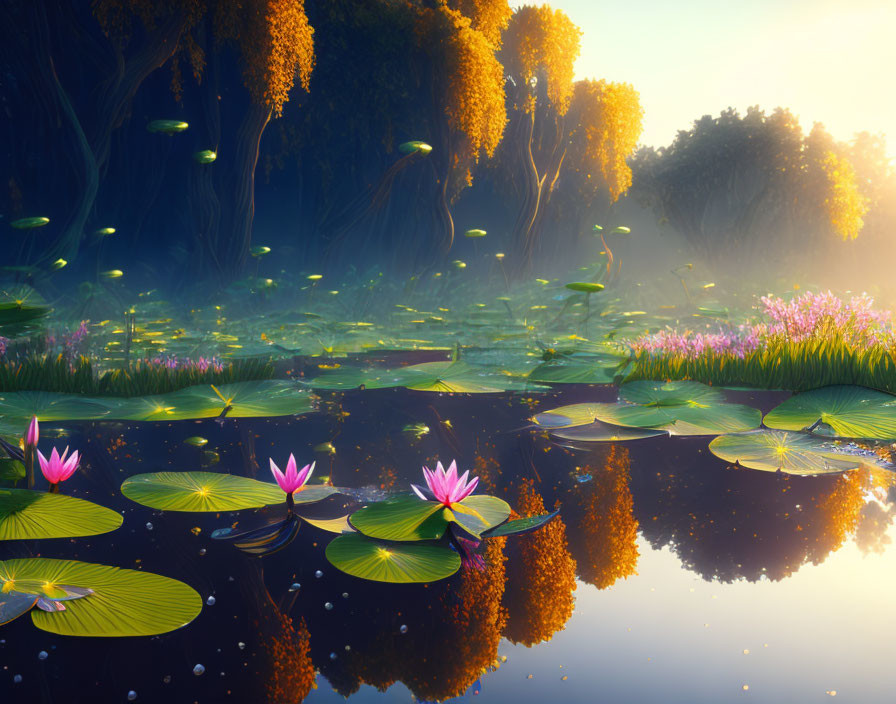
[238,642,246,650]
[324,602,333,610]
[163,675,171,684]
[193,664,206,676]
[314,570,323,578]
[399,625,408,634]
[145,522,153,531]
[289,583,300,592]
[344,645,351,651]
[199,548,207,556]
[329,652,337,660]
[13,675,22,684]
[127,690,137,701]
[206,596,216,606]
[38,651,48,661]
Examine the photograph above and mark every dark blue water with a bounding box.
[2,387,894,703]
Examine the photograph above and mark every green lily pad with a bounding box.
[0,558,202,636]
[10,217,50,229]
[302,514,354,534]
[763,385,896,439]
[121,471,334,512]
[172,380,316,417]
[565,282,605,293]
[0,489,123,540]
[551,420,667,442]
[551,381,760,436]
[0,391,110,422]
[325,532,460,583]
[349,495,448,541]
[707,430,882,475]
[398,361,506,393]
[0,458,25,482]
[482,510,559,537]
[619,380,724,406]
[448,494,511,538]
[104,394,220,422]
[527,361,621,385]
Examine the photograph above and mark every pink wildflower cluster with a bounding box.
[148,355,225,374]
[633,291,894,360]
[757,291,892,348]
[632,327,760,360]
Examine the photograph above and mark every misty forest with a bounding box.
[2,1,895,703]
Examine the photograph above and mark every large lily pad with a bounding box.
[325,532,461,583]
[175,380,315,417]
[565,380,761,436]
[0,558,202,636]
[121,471,334,512]
[349,495,447,541]
[0,489,123,540]
[763,385,896,439]
[707,429,884,475]
[0,391,110,422]
[105,394,220,422]
[551,421,667,442]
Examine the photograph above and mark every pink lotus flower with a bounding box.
[269,454,314,494]
[412,460,479,506]
[37,446,79,485]
[25,416,38,446]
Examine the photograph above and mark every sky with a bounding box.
[509,0,896,153]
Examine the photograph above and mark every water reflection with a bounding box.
[4,389,896,703]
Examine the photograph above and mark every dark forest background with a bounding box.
[1,0,894,295]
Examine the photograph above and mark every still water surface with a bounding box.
[2,387,894,703]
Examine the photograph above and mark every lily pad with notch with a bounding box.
[763,385,896,439]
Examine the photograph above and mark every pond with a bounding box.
[2,385,895,703]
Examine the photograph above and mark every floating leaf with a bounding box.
[325,532,460,583]
[172,380,315,417]
[551,420,666,442]
[0,558,202,637]
[121,471,333,512]
[0,489,123,540]
[193,149,217,164]
[0,391,110,422]
[483,510,560,537]
[448,495,511,538]
[0,591,37,625]
[763,385,896,439]
[10,217,49,230]
[301,514,354,534]
[147,120,188,134]
[0,458,25,482]
[527,361,621,385]
[398,141,432,155]
[565,282,604,293]
[619,380,724,406]
[707,430,882,475]
[349,495,447,541]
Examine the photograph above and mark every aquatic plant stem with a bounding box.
[24,446,34,489]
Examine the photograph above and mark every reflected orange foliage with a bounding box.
[567,79,644,202]
[808,468,869,563]
[502,479,577,646]
[568,445,639,589]
[257,612,316,704]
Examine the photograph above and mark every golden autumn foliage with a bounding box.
[232,0,315,116]
[416,4,507,164]
[501,4,581,114]
[94,0,314,115]
[502,479,577,647]
[567,445,640,589]
[808,468,869,562]
[448,0,513,47]
[566,79,644,202]
[804,124,869,241]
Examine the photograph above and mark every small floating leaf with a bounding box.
[10,217,49,230]
[50,258,67,271]
[101,269,124,279]
[350,495,447,541]
[565,282,604,293]
[183,436,208,447]
[464,229,487,238]
[325,532,460,583]
[193,149,217,164]
[482,510,559,537]
[398,140,432,155]
[250,246,271,257]
[147,120,188,134]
